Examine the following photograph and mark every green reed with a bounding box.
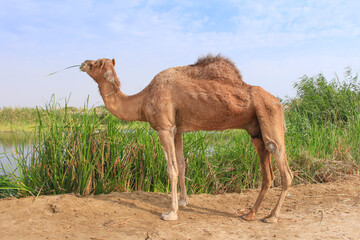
[284,68,360,183]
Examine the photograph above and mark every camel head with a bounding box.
[80,58,117,84]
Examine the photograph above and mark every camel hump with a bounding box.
[192,54,235,67]
[186,54,244,84]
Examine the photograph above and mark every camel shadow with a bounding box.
[100,191,244,220]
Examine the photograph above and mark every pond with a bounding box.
[0,132,34,175]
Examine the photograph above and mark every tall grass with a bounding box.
[1,69,359,197]
[285,69,360,183]
[288,69,359,125]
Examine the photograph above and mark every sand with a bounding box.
[1,175,359,240]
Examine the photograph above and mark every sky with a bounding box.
[1,0,360,107]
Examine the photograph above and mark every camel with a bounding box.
[80,54,293,222]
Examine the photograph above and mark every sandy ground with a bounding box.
[1,175,359,240]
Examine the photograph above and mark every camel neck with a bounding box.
[98,81,146,122]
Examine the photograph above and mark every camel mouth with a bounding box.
[80,63,88,72]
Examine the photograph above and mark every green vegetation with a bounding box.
[0,107,38,132]
[1,70,359,198]
[284,70,360,183]
[0,101,140,132]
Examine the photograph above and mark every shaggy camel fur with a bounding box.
[80,55,293,222]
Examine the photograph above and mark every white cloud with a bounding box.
[230,0,360,48]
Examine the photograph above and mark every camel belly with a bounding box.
[175,91,255,132]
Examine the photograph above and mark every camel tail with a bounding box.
[282,108,287,133]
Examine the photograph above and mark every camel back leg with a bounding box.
[253,92,293,222]
[263,141,292,223]
[241,137,274,221]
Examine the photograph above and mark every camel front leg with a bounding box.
[175,132,188,207]
[158,130,179,221]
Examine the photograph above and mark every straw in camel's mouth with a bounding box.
[47,65,81,76]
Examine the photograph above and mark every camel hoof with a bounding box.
[161,211,178,221]
[262,216,279,223]
[241,212,257,221]
[179,199,188,207]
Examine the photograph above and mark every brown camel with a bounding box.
[80,55,293,222]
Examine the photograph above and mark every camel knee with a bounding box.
[167,166,178,180]
[265,141,276,154]
[264,138,285,155]
[167,170,178,180]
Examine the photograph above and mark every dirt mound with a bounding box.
[1,175,359,240]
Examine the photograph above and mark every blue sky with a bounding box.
[1,0,360,107]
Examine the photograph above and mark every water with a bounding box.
[0,132,33,175]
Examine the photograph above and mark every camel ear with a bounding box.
[112,58,116,66]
